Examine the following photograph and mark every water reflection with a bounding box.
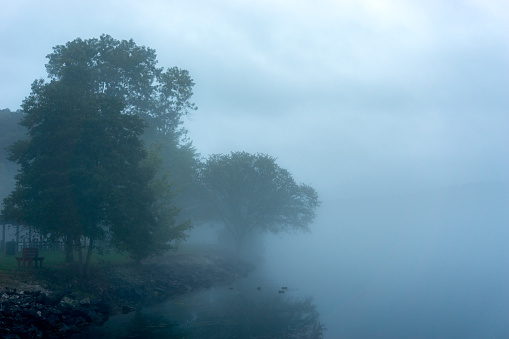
[101,312,183,338]
[87,277,325,338]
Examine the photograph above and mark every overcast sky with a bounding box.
[1,0,508,199]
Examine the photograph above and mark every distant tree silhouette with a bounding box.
[197,151,320,252]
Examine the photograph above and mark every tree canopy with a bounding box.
[1,35,195,275]
[45,34,201,218]
[197,152,320,250]
[45,34,196,142]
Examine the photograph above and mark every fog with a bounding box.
[1,1,509,337]
[262,183,509,337]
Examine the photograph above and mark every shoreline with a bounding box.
[0,247,255,337]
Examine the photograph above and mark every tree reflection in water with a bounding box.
[180,286,325,338]
[91,282,325,338]
[114,312,184,339]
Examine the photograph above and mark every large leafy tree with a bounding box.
[198,152,320,251]
[1,35,195,275]
[46,35,200,211]
[45,34,197,141]
[147,136,201,223]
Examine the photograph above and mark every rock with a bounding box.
[0,289,110,338]
[36,293,46,304]
[80,297,90,304]
[0,246,255,337]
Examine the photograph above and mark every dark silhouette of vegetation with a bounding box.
[197,152,320,251]
[1,35,197,277]
[0,34,326,338]
[47,35,201,222]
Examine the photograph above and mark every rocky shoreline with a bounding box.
[0,247,254,338]
[0,287,109,338]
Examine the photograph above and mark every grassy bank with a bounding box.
[0,249,131,272]
[0,243,248,296]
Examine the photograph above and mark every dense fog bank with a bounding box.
[263,182,509,338]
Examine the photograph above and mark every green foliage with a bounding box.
[109,146,191,260]
[145,134,201,223]
[43,34,200,227]
[198,152,320,249]
[3,79,156,252]
[2,35,195,268]
[45,34,197,142]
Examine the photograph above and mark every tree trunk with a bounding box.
[84,239,94,278]
[77,238,83,280]
[65,235,74,263]
[235,232,245,255]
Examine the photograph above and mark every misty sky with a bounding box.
[1,0,508,199]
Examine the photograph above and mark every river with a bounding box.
[86,268,323,338]
[87,184,509,338]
